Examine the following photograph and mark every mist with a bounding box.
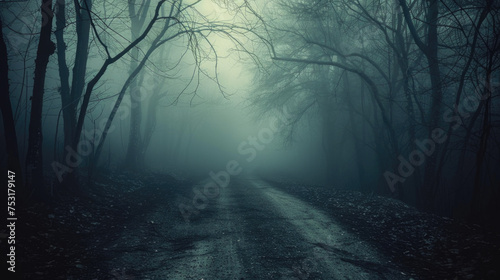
[1,0,499,279]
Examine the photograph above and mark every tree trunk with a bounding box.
[54,0,71,157]
[66,0,92,149]
[90,11,172,175]
[471,65,493,221]
[142,90,162,154]
[26,0,56,198]
[399,0,443,211]
[56,0,93,190]
[72,0,167,175]
[420,0,443,211]
[343,71,366,191]
[124,0,150,170]
[0,18,24,194]
[124,55,144,170]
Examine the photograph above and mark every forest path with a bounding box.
[101,177,407,279]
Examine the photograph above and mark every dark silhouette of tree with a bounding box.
[48,0,169,188]
[54,0,93,190]
[0,17,23,193]
[249,0,500,227]
[124,0,151,170]
[25,0,56,199]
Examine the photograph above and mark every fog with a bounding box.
[2,0,333,185]
[2,0,500,222]
[1,0,500,278]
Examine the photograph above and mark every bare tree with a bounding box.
[0,17,23,193]
[90,0,266,173]
[25,0,56,198]
[124,0,152,170]
[247,0,500,225]
[54,0,94,189]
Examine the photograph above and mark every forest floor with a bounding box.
[10,171,500,279]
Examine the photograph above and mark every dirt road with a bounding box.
[102,178,408,279]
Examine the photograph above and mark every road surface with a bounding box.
[102,178,409,279]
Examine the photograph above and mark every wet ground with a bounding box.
[12,172,500,279]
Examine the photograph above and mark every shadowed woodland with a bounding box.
[1,0,500,278]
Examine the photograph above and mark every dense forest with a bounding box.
[1,0,499,279]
